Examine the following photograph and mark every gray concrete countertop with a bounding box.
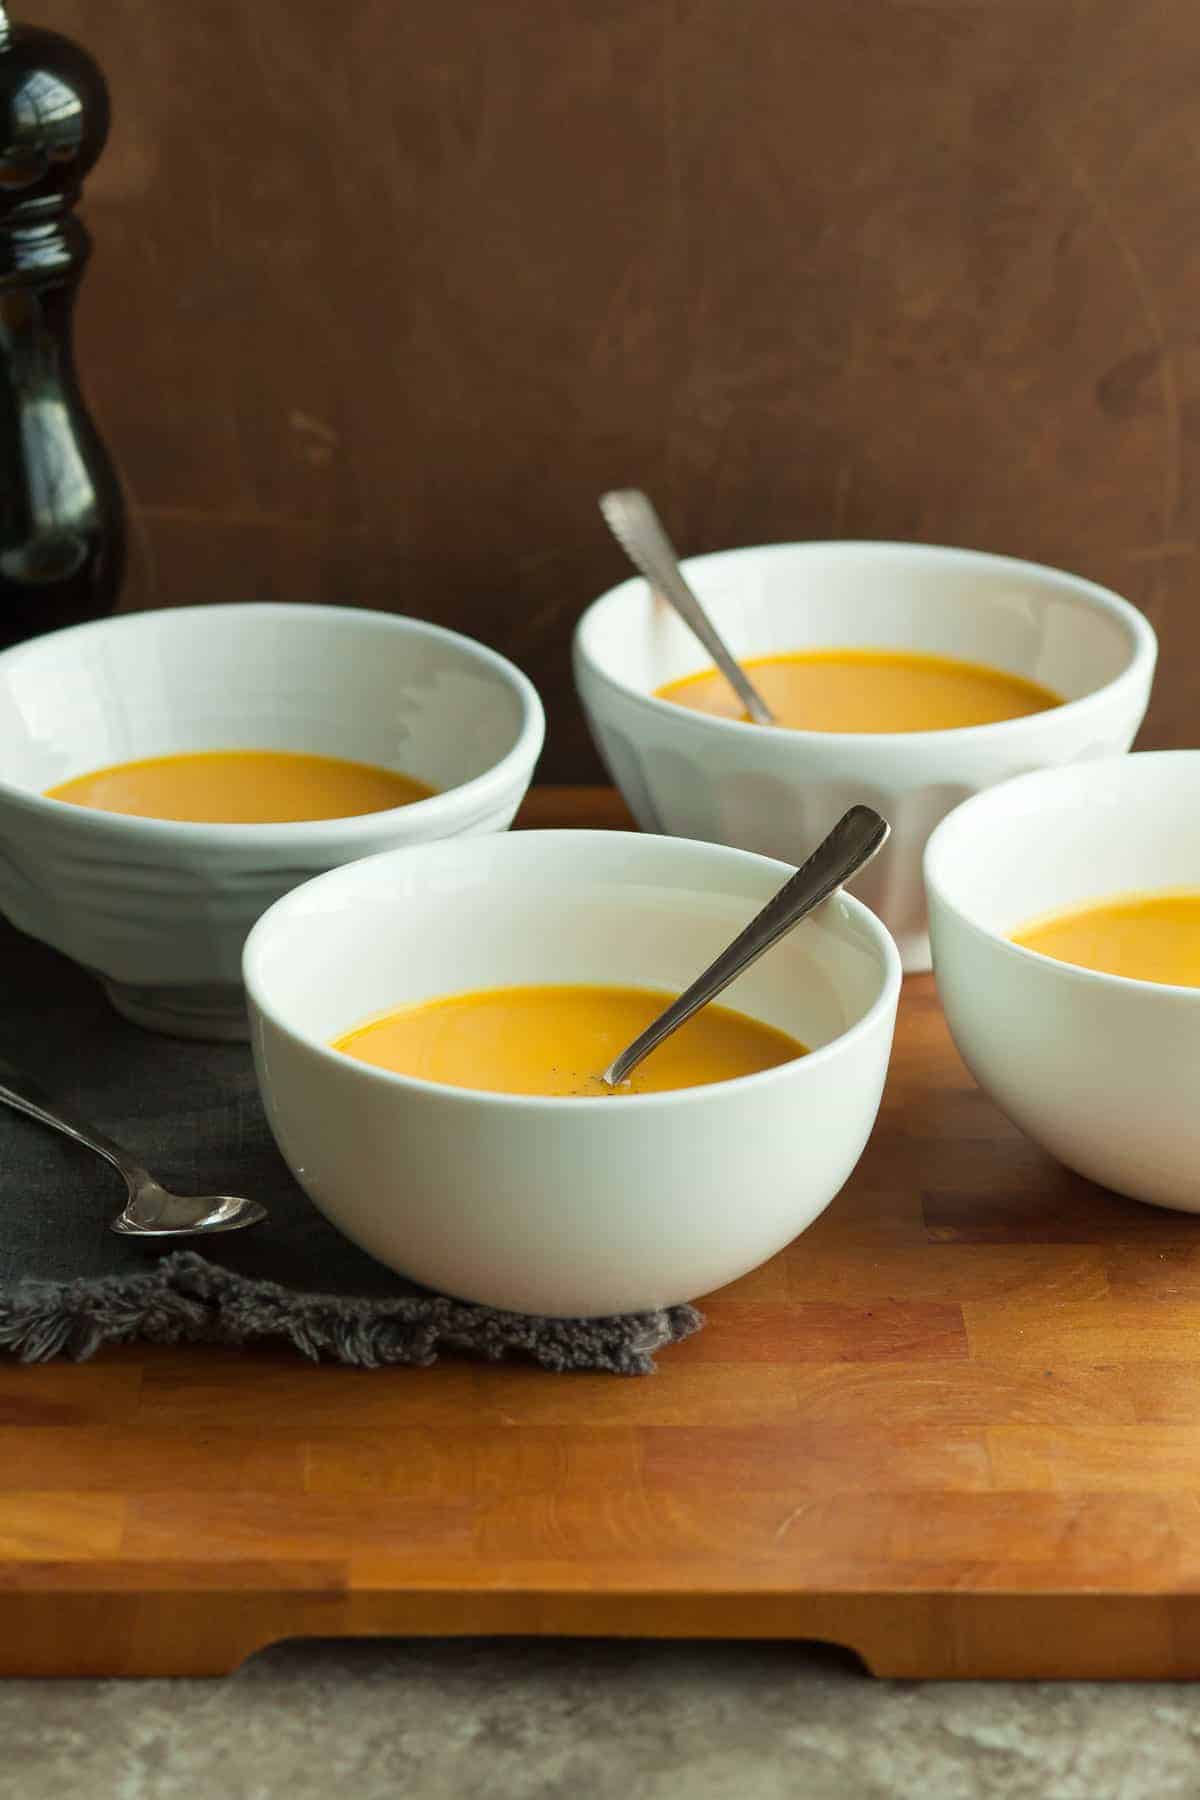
[3,1639,1199,1799]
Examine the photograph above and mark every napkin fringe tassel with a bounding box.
[0,1250,703,1375]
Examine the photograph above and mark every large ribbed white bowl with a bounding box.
[0,603,544,1038]
[574,541,1156,971]
[244,829,901,1317]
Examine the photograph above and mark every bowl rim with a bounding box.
[0,601,546,843]
[924,749,1200,1001]
[573,538,1158,750]
[243,827,904,1112]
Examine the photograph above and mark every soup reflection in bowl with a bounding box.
[243,830,902,1317]
[926,751,1200,1213]
[573,540,1156,972]
[0,603,544,1039]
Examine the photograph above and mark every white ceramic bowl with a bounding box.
[926,751,1200,1213]
[244,829,901,1316]
[0,603,544,1039]
[574,541,1156,972]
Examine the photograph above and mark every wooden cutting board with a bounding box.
[5,786,1200,1681]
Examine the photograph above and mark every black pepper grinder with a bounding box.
[0,5,123,649]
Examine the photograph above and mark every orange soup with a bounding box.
[1012,890,1200,987]
[332,983,807,1096]
[45,749,435,824]
[656,648,1062,733]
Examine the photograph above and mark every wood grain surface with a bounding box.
[5,785,1200,1680]
[33,0,1200,778]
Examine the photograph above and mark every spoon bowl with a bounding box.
[109,1178,268,1237]
[0,1060,267,1237]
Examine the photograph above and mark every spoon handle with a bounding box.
[602,806,890,1088]
[0,1058,147,1185]
[599,488,776,727]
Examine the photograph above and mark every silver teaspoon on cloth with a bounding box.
[601,805,890,1089]
[599,487,778,727]
[0,1061,267,1236]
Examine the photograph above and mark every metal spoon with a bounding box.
[599,488,777,727]
[0,1061,267,1236]
[601,805,889,1088]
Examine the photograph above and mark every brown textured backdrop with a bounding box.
[40,0,1200,777]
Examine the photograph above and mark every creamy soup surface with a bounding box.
[332,983,807,1097]
[46,749,435,824]
[1011,890,1200,987]
[655,647,1062,733]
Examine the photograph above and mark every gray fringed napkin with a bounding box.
[0,922,702,1374]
